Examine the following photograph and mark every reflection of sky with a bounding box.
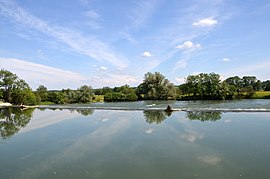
[181,131,204,143]
[20,109,81,133]
[14,110,133,178]
[198,155,222,165]
[3,111,270,178]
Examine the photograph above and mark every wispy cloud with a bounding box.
[0,0,128,69]
[128,0,161,30]
[222,60,270,81]
[193,17,218,27]
[173,41,201,71]
[0,57,139,89]
[83,10,101,29]
[0,57,88,89]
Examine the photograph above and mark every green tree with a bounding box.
[36,85,48,102]
[225,76,243,88]
[77,85,94,103]
[0,69,37,105]
[184,73,221,99]
[0,69,18,102]
[262,80,270,91]
[137,72,176,100]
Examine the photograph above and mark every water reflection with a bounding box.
[0,107,34,139]
[74,109,94,116]
[44,108,94,116]
[186,111,222,122]
[143,110,172,124]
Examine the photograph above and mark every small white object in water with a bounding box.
[146,104,156,107]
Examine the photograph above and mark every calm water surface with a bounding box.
[1,100,270,179]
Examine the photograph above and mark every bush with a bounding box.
[104,92,138,102]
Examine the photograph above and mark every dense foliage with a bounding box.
[0,69,37,105]
[137,72,176,100]
[1,69,270,105]
[179,73,268,100]
[104,85,138,101]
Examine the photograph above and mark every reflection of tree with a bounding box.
[186,111,222,122]
[75,109,94,116]
[0,107,34,139]
[46,108,95,116]
[143,110,172,124]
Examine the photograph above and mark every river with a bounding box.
[0,99,270,179]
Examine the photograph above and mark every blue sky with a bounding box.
[0,0,270,89]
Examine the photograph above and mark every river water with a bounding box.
[1,99,270,179]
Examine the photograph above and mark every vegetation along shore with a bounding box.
[1,69,270,106]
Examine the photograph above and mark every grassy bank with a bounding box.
[252,91,270,99]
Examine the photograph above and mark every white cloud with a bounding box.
[0,58,88,89]
[222,58,231,62]
[174,77,185,84]
[176,41,201,50]
[0,1,128,69]
[0,57,139,89]
[193,17,218,27]
[142,51,153,57]
[99,66,108,70]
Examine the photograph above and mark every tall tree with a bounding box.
[77,85,94,103]
[36,85,48,102]
[137,72,176,100]
[0,69,36,105]
[0,69,18,102]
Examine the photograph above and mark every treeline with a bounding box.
[1,69,270,105]
[179,73,270,100]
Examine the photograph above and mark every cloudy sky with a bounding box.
[0,0,270,89]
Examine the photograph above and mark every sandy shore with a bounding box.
[0,102,12,107]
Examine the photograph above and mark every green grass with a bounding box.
[252,91,270,99]
[40,101,56,105]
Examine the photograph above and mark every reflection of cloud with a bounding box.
[224,119,232,123]
[16,114,130,178]
[145,128,154,134]
[20,110,80,133]
[181,131,204,143]
[198,155,222,165]
[101,118,109,122]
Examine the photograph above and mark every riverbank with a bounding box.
[0,102,12,107]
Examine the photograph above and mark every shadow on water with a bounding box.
[185,111,222,122]
[0,107,34,139]
[143,110,172,124]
